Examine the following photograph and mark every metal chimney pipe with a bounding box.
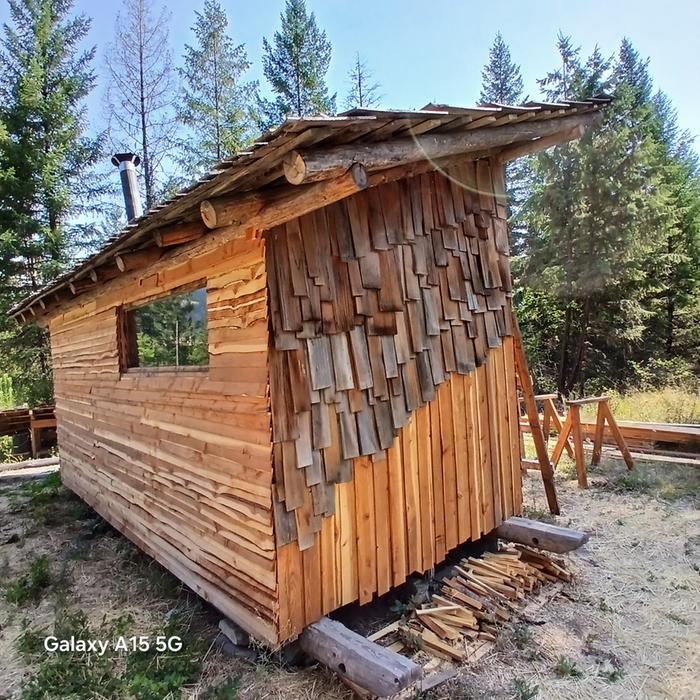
[111,153,143,221]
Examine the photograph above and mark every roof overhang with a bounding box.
[10,96,612,323]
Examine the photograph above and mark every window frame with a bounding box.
[117,279,209,376]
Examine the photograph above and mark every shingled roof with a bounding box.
[10,97,611,320]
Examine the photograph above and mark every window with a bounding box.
[120,284,208,371]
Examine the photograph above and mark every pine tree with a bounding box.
[178,0,258,175]
[479,32,527,244]
[0,0,101,404]
[344,52,381,110]
[479,32,523,105]
[516,37,666,395]
[643,91,700,367]
[105,0,177,208]
[260,0,335,126]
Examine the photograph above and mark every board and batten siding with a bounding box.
[267,161,524,640]
[49,234,279,644]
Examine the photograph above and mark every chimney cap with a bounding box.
[111,152,141,167]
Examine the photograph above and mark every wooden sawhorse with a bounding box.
[551,396,634,488]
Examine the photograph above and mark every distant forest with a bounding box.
[0,0,698,407]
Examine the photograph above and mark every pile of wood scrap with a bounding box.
[371,546,573,664]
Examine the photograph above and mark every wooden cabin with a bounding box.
[11,99,609,647]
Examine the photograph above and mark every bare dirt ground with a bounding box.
[0,451,698,700]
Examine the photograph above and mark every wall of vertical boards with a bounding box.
[267,161,523,640]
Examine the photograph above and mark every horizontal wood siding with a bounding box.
[49,234,278,644]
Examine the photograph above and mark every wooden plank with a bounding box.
[336,479,359,605]
[568,404,588,488]
[387,436,407,587]
[372,457,392,596]
[416,406,435,572]
[437,382,459,551]
[429,400,446,563]
[512,314,559,515]
[601,401,635,470]
[450,375,471,543]
[502,336,523,515]
[402,419,423,574]
[474,365,495,535]
[355,457,377,604]
[463,372,482,540]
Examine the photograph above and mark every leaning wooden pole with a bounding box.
[511,313,560,515]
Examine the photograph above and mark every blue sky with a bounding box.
[2,0,699,144]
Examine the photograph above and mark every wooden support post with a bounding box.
[511,314,560,515]
[591,402,606,466]
[601,401,635,470]
[542,397,574,459]
[568,404,588,488]
[299,617,422,697]
[495,516,589,553]
[551,412,573,468]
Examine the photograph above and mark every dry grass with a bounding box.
[1,454,699,699]
[578,389,700,425]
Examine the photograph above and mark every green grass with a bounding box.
[201,678,240,699]
[665,611,690,625]
[554,656,584,678]
[5,555,52,605]
[17,607,213,700]
[596,460,699,506]
[522,504,558,525]
[513,678,539,700]
[9,472,101,528]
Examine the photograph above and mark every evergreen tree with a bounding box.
[0,0,101,405]
[479,32,527,244]
[516,37,664,395]
[344,52,381,110]
[643,91,700,368]
[178,0,258,175]
[479,32,523,105]
[105,0,177,208]
[260,0,335,127]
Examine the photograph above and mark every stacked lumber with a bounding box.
[0,408,33,436]
[388,546,572,662]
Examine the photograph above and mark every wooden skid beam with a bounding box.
[283,113,600,184]
[494,516,589,553]
[299,617,422,697]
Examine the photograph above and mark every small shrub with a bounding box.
[665,611,690,625]
[202,678,240,700]
[6,555,52,605]
[601,666,625,683]
[513,678,539,699]
[554,656,583,678]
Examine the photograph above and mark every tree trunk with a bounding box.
[557,304,573,396]
[566,296,591,394]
